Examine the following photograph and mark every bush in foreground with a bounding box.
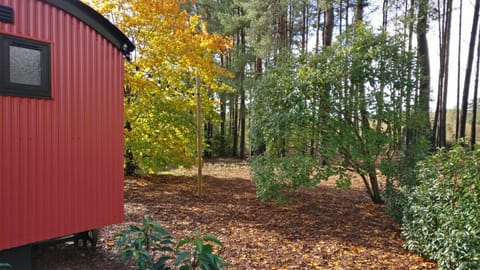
[402,144,480,269]
[115,215,227,270]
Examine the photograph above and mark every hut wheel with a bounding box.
[74,229,98,248]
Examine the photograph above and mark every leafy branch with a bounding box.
[115,215,227,270]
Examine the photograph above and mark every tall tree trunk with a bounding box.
[232,94,238,157]
[253,57,266,155]
[288,4,294,51]
[417,0,431,140]
[460,0,480,138]
[378,0,388,133]
[345,0,349,30]
[456,0,463,141]
[470,26,480,148]
[239,86,246,158]
[324,5,334,47]
[355,0,364,22]
[239,25,246,159]
[382,0,388,30]
[408,0,414,51]
[339,0,343,35]
[439,0,452,147]
[219,55,227,156]
[315,5,322,52]
[204,122,213,158]
[278,6,288,53]
[313,1,335,157]
[405,0,415,145]
[301,2,308,53]
[433,0,452,147]
[220,92,226,156]
[239,73,246,159]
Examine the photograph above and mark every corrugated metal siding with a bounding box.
[0,0,124,250]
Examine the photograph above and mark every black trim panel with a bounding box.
[40,0,135,56]
[0,5,14,24]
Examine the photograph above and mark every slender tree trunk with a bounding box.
[439,0,452,147]
[470,26,480,148]
[254,57,266,155]
[315,1,322,52]
[355,0,364,23]
[408,0,414,51]
[339,0,343,35]
[405,0,415,145]
[432,1,443,147]
[314,1,335,157]
[345,0,349,29]
[382,0,388,30]
[239,72,246,159]
[301,2,308,53]
[288,4,294,51]
[232,94,238,157]
[324,5,334,47]
[220,92,226,156]
[378,0,388,132]
[204,122,213,158]
[124,121,137,176]
[456,0,463,141]
[368,170,383,204]
[239,26,246,159]
[239,86,246,158]
[278,6,288,53]
[434,0,452,147]
[219,55,227,156]
[460,0,480,138]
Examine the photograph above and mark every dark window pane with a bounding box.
[9,45,42,86]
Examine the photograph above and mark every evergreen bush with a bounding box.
[251,154,328,205]
[402,144,480,269]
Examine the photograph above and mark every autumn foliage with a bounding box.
[85,0,232,172]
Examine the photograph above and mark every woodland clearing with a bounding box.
[33,160,435,269]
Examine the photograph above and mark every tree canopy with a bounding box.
[86,0,232,172]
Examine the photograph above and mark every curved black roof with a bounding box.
[41,0,135,56]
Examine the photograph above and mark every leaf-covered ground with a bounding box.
[33,159,436,269]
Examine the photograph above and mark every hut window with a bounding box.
[0,35,51,98]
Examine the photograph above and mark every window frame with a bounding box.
[0,34,51,98]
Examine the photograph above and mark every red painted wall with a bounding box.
[0,0,124,250]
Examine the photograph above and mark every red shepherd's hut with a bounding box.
[0,0,134,266]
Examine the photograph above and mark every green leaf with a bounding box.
[154,256,172,270]
[176,238,194,249]
[203,235,223,247]
[175,250,190,266]
[179,265,192,270]
[194,239,204,253]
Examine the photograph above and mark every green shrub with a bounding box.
[251,154,329,205]
[115,215,227,270]
[402,144,480,269]
[381,139,430,224]
[175,229,227,270]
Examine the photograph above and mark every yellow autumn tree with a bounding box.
[84,0,232,173]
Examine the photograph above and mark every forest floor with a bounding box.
[33,159,436,269]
